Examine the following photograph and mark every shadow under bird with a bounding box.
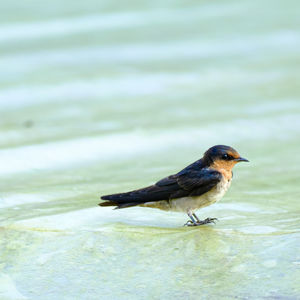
[99,145,249,226]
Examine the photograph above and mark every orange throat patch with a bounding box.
[210,159,237,181]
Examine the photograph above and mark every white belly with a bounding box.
[141,177,232,213]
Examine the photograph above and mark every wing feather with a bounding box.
[100,166,222,208]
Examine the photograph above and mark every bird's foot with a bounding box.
[196,217,218,225]
[184,218,218,227]
[184,220,195,226]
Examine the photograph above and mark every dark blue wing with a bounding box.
[100,164,222,208]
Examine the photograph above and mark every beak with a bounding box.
[235,157,249,162]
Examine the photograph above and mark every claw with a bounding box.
[204,217,218,224]
[184,217,218,227]
[198,217,218,225]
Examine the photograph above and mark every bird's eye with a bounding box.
[222,154,230,160]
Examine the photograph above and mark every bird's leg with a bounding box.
[184,211,218,226]
[192,213,201,223]
[184,211,198,226]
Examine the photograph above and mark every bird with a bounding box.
[99,145,249,226]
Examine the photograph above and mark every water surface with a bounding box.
[0,0,300,299]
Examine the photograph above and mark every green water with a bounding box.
[0,0,300,299]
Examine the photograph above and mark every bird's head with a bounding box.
[203,145,249,169]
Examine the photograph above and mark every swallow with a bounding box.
[99,145,249,226]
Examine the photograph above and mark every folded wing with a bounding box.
[100,168,222,209]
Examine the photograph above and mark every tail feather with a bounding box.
[98,199,139,209]
[98,201,118,207]
[99,192,144,209]
[99,181,178,209]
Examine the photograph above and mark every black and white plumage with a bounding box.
[99,145,248,226]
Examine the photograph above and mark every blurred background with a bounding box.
[0,0,299,299]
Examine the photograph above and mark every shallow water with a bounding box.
[0,0,300,299]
